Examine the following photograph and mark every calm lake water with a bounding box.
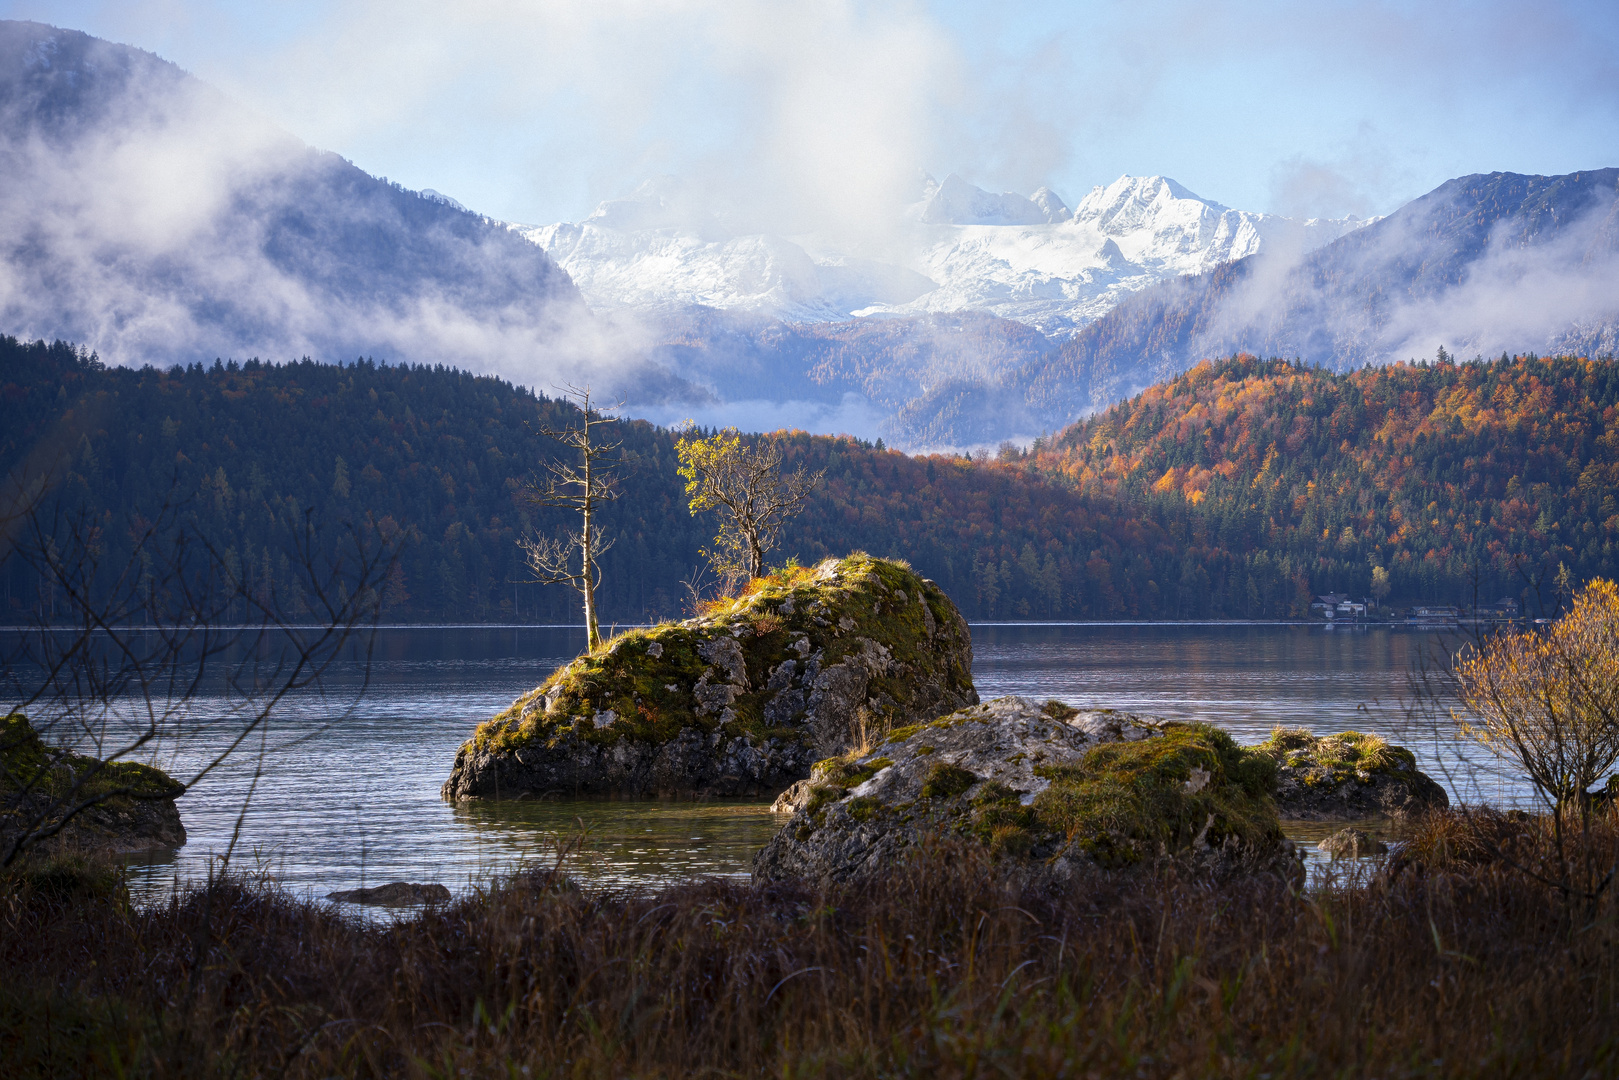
[87,623,1514,904]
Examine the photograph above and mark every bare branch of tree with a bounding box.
[1,459,397,867]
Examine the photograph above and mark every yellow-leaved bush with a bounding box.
[1455,578,1619,809]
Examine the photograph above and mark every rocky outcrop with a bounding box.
[328,882,452,906]
[1,713,186,857]
[1252,728,1449,821]
[442,555,977,800]
[754,696,1298,888]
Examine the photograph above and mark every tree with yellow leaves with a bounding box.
[1455,578,1619,813]
[1454,578,1619,910]
[675,428,823,590]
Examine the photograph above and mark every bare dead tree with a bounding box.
[1,462,397,868]
[517,384,620,651]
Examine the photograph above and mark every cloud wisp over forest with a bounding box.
[0,21,672,391]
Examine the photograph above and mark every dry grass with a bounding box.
[3,811,1619,1078]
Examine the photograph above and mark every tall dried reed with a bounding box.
[3,813,1617,1078]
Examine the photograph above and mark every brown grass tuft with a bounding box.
[2,811,1618,1077]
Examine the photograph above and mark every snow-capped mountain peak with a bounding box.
[508,172,1370,335]
[1075,175,1226,234]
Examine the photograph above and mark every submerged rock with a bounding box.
[1252,728,1448,821]
[1,713,186,857]
[327,881,451,906]
[442,555,977,800]
[754,696,1297,887]
[1317,827,1388,859]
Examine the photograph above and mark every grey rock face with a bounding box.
[1274,767,1449,820]
[1257,728,1450,821]
[442,555,977,800]
[755,697,1166,884]
[71,795,187,853]
[756,696,1302,889]
[2,714,186,858]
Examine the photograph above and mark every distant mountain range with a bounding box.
[512,173,1366,336]
[896,168,1619,444]
[3,20,1615,451]
[533,169,1619,447]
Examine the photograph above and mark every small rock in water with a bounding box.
[1317,828,1388,859]
[1253,727,1448,821]
[327,882,452,906]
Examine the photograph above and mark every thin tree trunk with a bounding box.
[583,449,600,649]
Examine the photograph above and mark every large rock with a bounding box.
[442,555,977,800]
[1251,728,1449,820]
[1,713,186,857]
[753,696,1297,887]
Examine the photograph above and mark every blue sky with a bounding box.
[5,0,1617,232]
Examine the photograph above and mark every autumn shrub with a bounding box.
[1454,578,1619,910]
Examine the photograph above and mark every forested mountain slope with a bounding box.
[4,339,1611,623]
[1033,353,1619,613]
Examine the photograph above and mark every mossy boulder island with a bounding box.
[1,713,186,856]
[441,555,977,800]
[1255,727,1449,820]
[754,696,1299,887]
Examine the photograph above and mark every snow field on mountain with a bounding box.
[510,174,1370,335]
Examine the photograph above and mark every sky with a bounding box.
[3,0,1617,237]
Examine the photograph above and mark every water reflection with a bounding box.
[103,623,1519,904]
[450,799,785,890]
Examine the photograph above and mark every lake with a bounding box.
[108,623,1512,904]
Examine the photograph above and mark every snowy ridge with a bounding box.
[509,174,1371,336]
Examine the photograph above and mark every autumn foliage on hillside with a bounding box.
[1032,352,1619,615]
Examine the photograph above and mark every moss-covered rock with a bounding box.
[1,713,186,857]
[1252,727,1449,820]
[441,554,977,800]
[753,696,1297,887]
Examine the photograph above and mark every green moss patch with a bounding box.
[1252,727,1416,785]
[2,714,183,806]
[1030,724,1280,869]
[920,762,977,800]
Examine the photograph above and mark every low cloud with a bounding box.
[1200,177,1619,368]
[0,22,656,392]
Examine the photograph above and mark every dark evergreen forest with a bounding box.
[3,337,1611,624]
